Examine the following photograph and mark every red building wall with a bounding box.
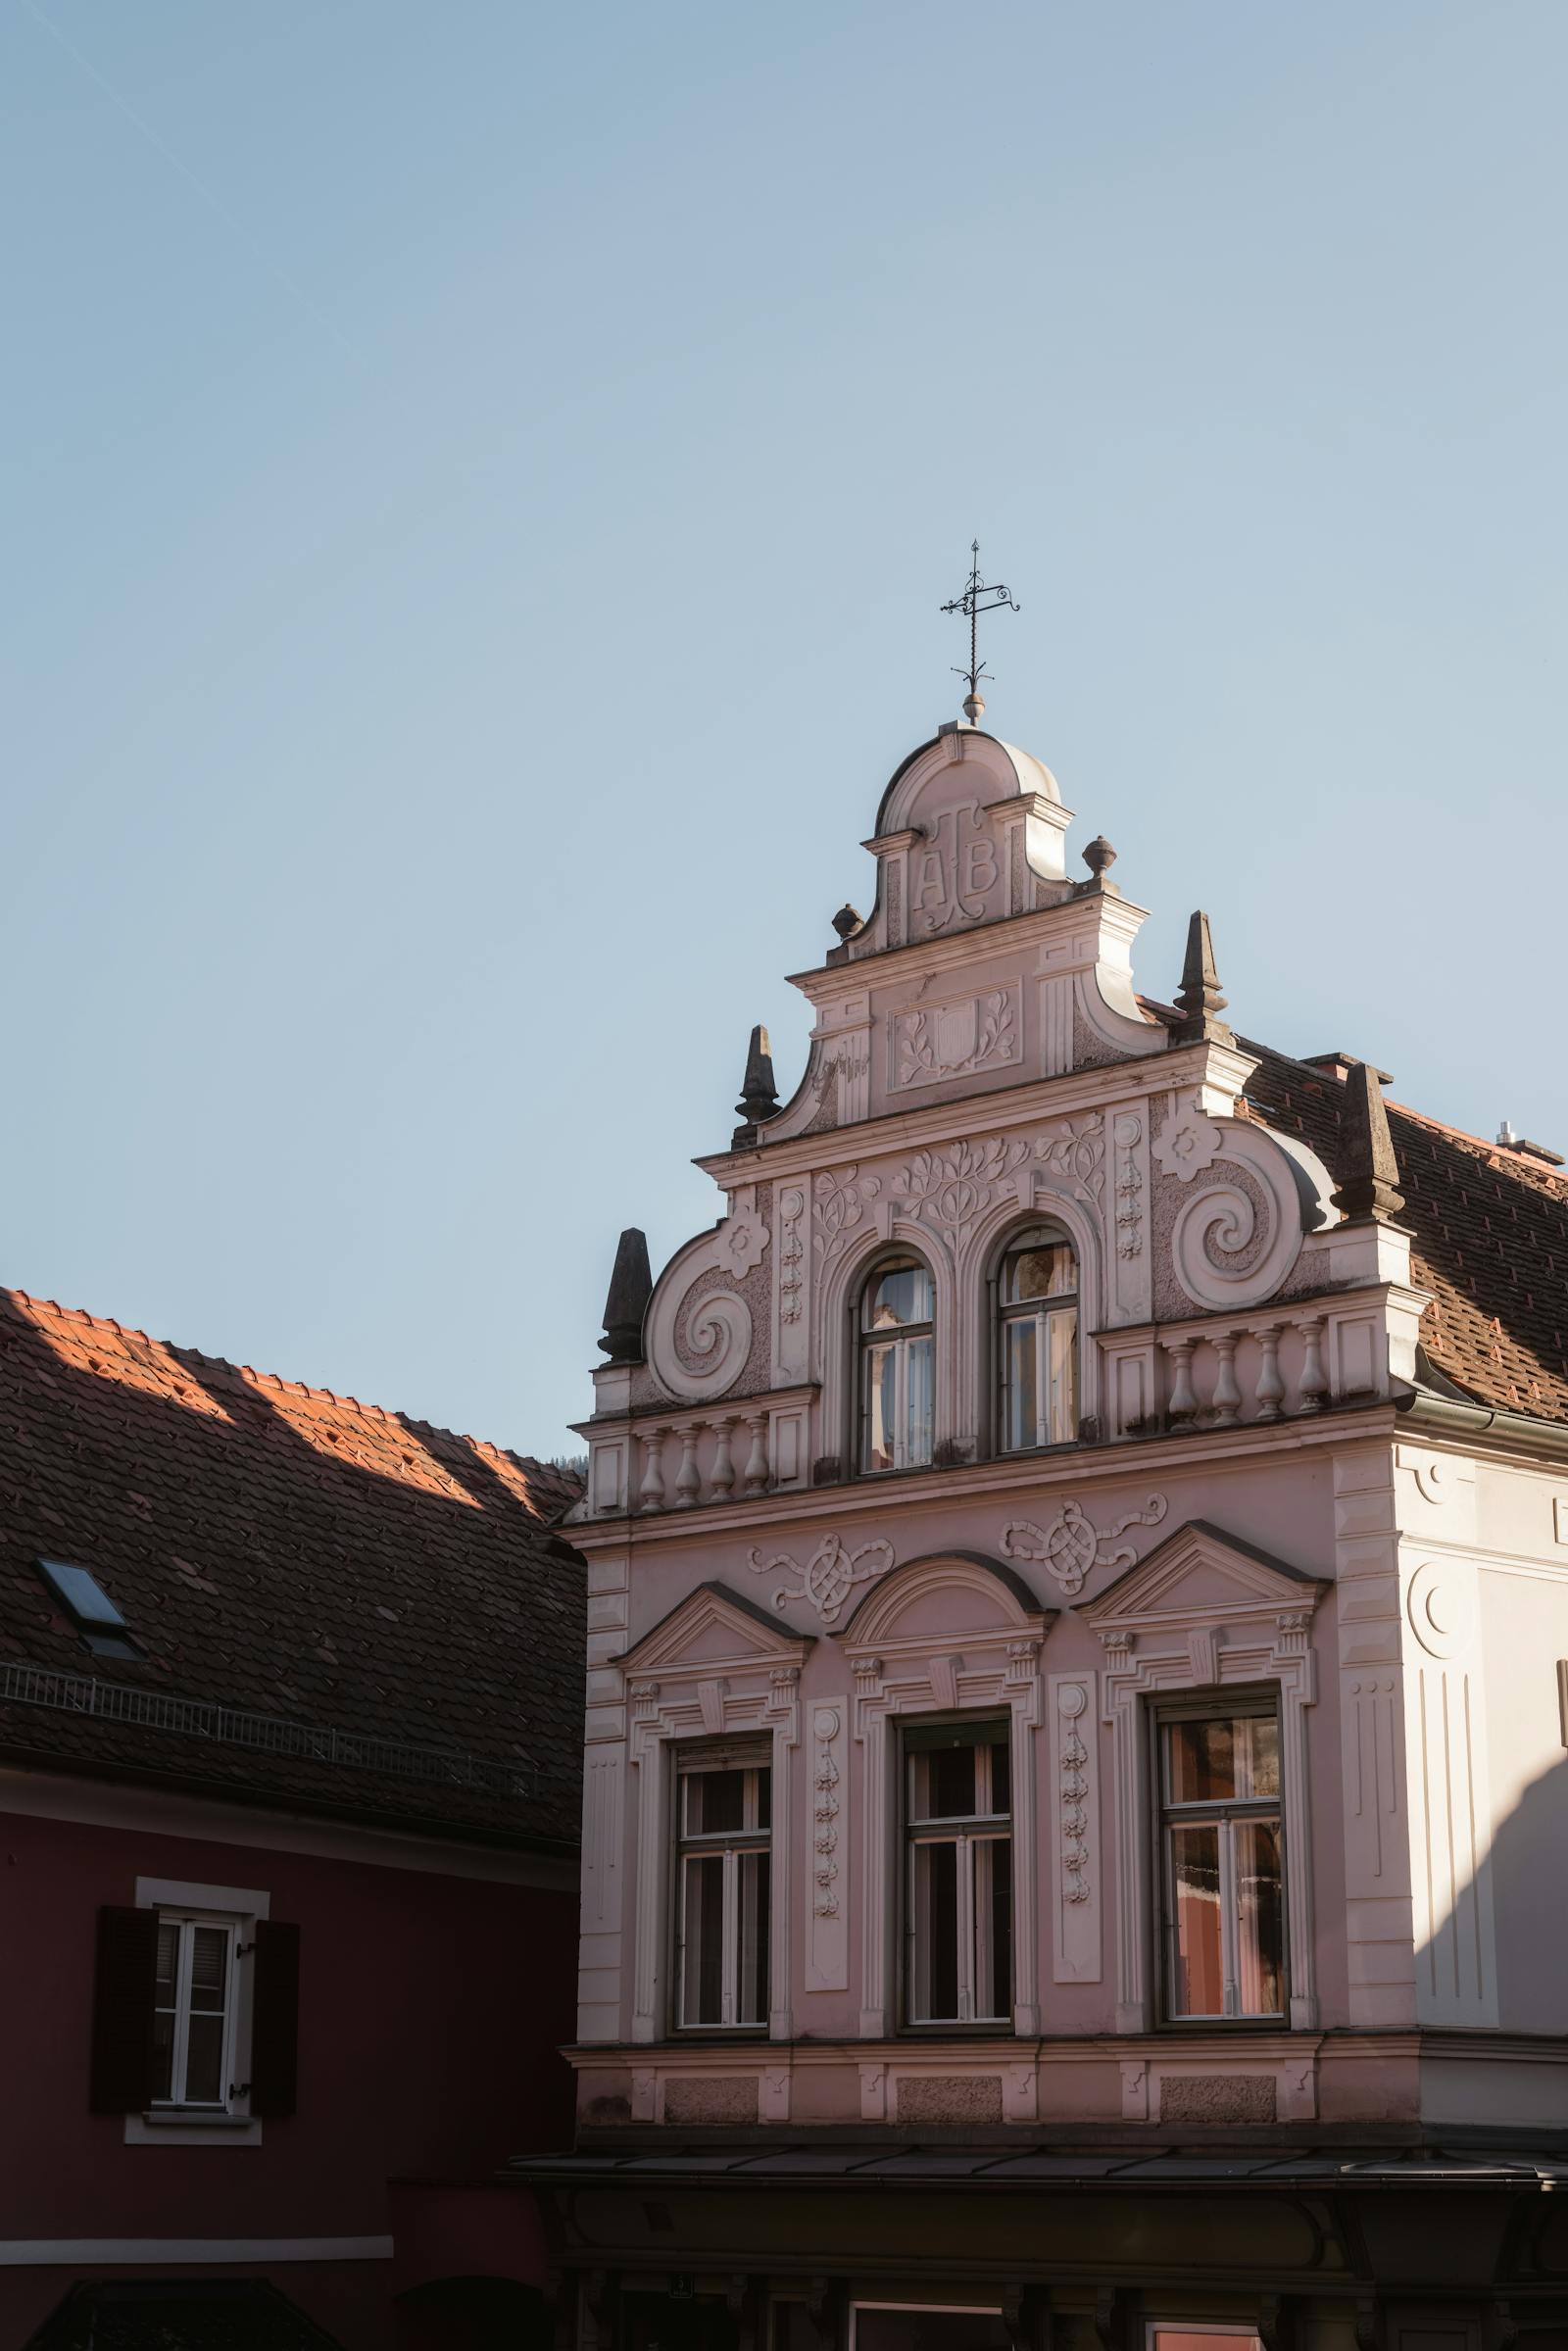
[0,1798,575,2349]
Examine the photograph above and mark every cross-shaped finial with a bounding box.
[940,540,1019,723]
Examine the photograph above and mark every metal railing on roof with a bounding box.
[0,1661,538,1802]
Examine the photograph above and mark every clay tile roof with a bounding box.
[0,1290,584,1846]
[1240,1042,1568,1425]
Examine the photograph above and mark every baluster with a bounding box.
[710,1416,736,1498]
[673,1424,702,1507]
[1254,1324,1285,1422]
[1298,1316,1328,1413]
[742,1413,769,1496]
[1211,1332,1241,1427]
[1164,1337,1199,1426]
[638,1427,667,1513]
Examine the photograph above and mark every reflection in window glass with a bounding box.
[1160,1709,1284,2020]
[998,1226,1078,1453]
[860,1259,935,1472]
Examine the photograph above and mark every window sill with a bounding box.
[124,2109,262,2149]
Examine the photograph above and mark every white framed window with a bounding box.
[996,1222,1078,1453]
[674,1744,771,2031]
[858,1255,935,1473]
[1158,1702,1284,2022]
[904,1720,1012,2029]
[125,1876,270,2146]
[152,1912,239,2109]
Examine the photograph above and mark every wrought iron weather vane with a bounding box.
[940,540,1020,724]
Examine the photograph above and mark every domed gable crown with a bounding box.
[839,726,1073,960]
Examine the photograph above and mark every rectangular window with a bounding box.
[151,1912,238,2109]
[1158,1703,1283,2022]
[675,1745,771,2031]
[904,1721,1012,2028]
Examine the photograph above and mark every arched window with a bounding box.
[858,1255,934,1473]
[997,1223,1078,1453]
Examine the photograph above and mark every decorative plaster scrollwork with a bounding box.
[812,1708,841,1919]
[812,1164,882,1267]
[749,1532,897,1625]
[1112,1112,1144,1259]
[1153,1099,1225,1181]
[672,1292,752,1397]
[1058,1683,1092,1906]
[892,988,1019,1091]
[716,1201,769,1279]
[778,1187,806,1323]
[1035,1113,1105,1191]
[1166,1129,1308,1310]
[1001,1494,1168,1596]
[894,1136,1033,1243]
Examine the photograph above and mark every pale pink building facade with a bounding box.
[529,716,1568,2351]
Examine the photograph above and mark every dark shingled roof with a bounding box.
[1240,1042,1568,1425]
[0,1289,584,1846]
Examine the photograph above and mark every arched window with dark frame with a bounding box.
[996,1222,1078,1453]
[858,1254,934,1473]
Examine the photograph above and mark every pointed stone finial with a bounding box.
[735,1025,779,1125]
[598,1228,652,1363]
[1173,910,1232,1044]
[1332,1062,1405,1222]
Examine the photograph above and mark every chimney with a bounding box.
[1331,1063,1404,1222]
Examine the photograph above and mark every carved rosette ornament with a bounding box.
[716,1201,769,1279]
[1001,1494,1168,1596]
[1152,1098,1225,1182]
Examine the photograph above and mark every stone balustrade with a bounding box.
[634,1410,774,1515]
[1127,1305,1374,1438]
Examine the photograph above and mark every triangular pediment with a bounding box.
[618,1581,814,1679]
[1076,1519,1325,1635]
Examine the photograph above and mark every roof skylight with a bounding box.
[37,1559,141,1660]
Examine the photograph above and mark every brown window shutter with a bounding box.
[89,1905,159,2113]
[249,1920,300,2118]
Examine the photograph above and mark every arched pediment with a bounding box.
[837,1549,1054,1650]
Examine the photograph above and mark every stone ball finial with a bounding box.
[962,691,986,724]
[1082,835,1117,879]
[831,904,863,943]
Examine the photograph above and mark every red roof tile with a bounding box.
[0,1291,584,1845]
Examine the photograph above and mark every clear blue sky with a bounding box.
[4,0,1563,1456]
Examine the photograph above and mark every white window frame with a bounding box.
[152,1909,242,2109]
[673,1744,772,2034]
[125,1876,269,2148]
[904,1724,1013,2029]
